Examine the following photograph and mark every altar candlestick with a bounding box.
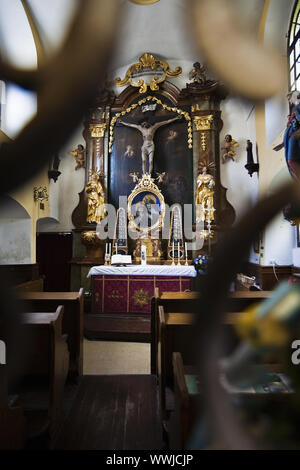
[115,243,118,255]
[185,242,187,259]
[177,242,180,265]
[172,242,175,265]
[105,243,108,255]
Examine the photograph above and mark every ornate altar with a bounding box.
[70,54,235,292]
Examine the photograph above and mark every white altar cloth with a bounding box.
[87,264,197,277]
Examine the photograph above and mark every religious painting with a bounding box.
[108,95,193,210]
[128,190,162,231]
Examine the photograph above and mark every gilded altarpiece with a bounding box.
[70,77,235,293]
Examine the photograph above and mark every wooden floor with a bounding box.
[54,375,163,450]
[84,314,151,342]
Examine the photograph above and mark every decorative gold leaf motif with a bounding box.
[89,123,107,138]
[193,115,214,131]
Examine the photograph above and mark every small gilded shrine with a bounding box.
[70,53,235,289]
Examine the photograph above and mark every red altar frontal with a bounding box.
[88,265,197,314]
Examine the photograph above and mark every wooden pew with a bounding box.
[158,307,252,417]
[151,289,273,374]
[17,306,69,442]
[18,289,84,378]
[158,306,197,416]
[15,277,44,293]
[0,365,25,449]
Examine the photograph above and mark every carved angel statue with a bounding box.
[189,62,207,84]
[69,144,85,170]
[195,166,215,223]
[129,172,140,183]
[221,134,239,163]
[85,170,106,223]
[155,172,166,184]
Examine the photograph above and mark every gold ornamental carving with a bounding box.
[115,53,182,94]
[89,123,107,138]
[109,96,192,153]
[194,115,214,151]
[193,115,214,131]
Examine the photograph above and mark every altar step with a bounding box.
[84,313,151,342]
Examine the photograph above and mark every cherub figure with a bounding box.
[69,144,85,170]
[129,172,140,183]
[189,62,207,84]
[155,172,166,184]
[221,134,239,163]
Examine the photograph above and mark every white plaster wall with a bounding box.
[27,0,78,56]
[0,218,31,264]
[263,213,295,266]
[220,97,258,221]
[37,127,85,232]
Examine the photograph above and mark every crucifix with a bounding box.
[119,115,181,174]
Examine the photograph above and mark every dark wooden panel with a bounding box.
[0,264,39,286]
[55,375,162,450]
[36,233,73,292]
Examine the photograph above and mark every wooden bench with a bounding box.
[0,364,25,449]
[15,277,44,293]
[16,306,69,442]
[151,289,273,374]
[157,307,256,417]
[18,289,84,378]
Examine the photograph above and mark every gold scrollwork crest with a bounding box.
[109,96,192,153]
[89,123,107,138]
[193,115,214,131]
[115,53,182,94]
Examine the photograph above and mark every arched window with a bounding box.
[288,0,300,91]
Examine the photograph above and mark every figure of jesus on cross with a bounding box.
[119,115,181,175]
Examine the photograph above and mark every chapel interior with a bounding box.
[0,0,300,451]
